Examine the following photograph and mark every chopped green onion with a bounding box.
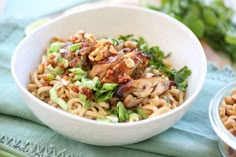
[68,43,80,52]
[79,94,90,109]
[49,87,68,111]
[102,83,118,90]
[94,82,118,102]
[81,78,95,89]
[96,118,110,123]
[69,67,87,75]
[44,73,55,81]
[106,115,119,123]
[129,113,139,122]
[54,66,65,75]
[48,42,62,53]
[49,87,58,101]
[69,67,87,81]
[137,108,148,119]
[56,98,68,111]
[79,94,87,102]
[84,100,91,109]
[117,101,128,122]
[92,77,99,85]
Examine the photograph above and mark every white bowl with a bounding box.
[11,4,206,146]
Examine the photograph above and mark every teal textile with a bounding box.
[1,0,94,20]
[1,1,235,157]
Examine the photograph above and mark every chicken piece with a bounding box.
[132,52,150,79]
[151,80,170,96]
[117,77,161,98]
[117,77,170,108]
[101,51,150,83]
[117,77,170,98]
[123,94,144,108]
[89,55,121,79]
[89,63,111,79]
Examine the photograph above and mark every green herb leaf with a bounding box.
[144,0,236,62]
[143,45,191,91]
[137,37,149,51]
[111,38,121,45]
[172,66,192,91]
[118,34,133,41]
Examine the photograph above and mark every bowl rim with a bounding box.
[209,80,236,150]
[11,4,207,127]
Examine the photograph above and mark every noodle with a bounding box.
[27,31,191,123]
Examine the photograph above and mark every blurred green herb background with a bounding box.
[142,0,236,61]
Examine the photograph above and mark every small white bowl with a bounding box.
[209,80,236,157]
[11,4,206,146]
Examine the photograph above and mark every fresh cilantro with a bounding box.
[137,37,149,51]
[169,66,192,92]
[118,34,133,41]
[143,0,236,61]
[144,45,191,91]
[111,38,120,45]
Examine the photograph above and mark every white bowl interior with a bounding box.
[12,5,206,145]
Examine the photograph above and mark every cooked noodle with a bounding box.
[28,31,191,123]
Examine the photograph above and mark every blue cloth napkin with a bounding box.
[1,0,94,20]
[1,1,235,157]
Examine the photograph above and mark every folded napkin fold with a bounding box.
[1,1,236,157]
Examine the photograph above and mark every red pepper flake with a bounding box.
[72,86,79,93]
[118,75,131,84]
[80,88,92,99]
